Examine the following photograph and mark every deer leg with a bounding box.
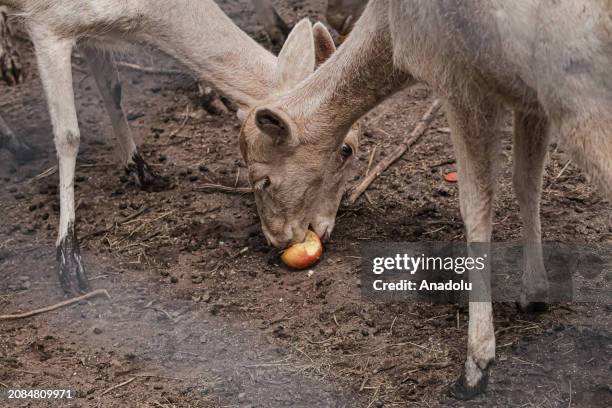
[513,108,551,312]
[0,5,22,86]
[30,27,89,294]
[0,112,37,162]
[251,0,289,48]
[80,46,170,192]
[0,7,36,162]
[445,94,504,400]
[557,111,612,201]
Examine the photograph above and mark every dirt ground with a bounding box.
[1,1,611,407]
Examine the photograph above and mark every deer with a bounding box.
[0,5,33,160]
[0,0,359,295]
[239,0,612,399]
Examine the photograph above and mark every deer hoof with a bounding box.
[127,152,172,192]
[56,225,90,295]
[518,291,549,313]
[448,362,491,400]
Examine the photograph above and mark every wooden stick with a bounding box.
[0,289,110,320]
[194,183,252,194]
[347,99,443,205]
[116,62,186,76]
[101,377,136,396]
[81,207,149,241]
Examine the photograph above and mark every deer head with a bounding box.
[240,20,360,247]
[240,0,410,248]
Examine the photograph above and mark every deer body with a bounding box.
[1,0,356,294]
[243,0,612,399]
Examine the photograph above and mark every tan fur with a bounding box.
[0,0,359,293]
[242,0,612,398]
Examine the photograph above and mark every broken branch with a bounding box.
[81,207,149,242]
[194,183,252,194]
[0,289,110,321]
[347,99,443,205]
[101,377,136,396]
[116,62,186,76]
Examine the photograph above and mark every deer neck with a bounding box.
[283,0,411,146]
[142,0,277,109]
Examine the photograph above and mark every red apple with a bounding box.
[281,230,323,269]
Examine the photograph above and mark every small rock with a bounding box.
[93,327,103,335]
[170,276,179,284]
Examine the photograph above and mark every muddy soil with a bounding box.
[1,1,611,407]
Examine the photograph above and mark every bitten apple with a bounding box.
[281,230,323,269]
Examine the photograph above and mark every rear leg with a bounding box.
[0,6,22,86]
[252,0,290,49]
[0,6,36,162]
[80,46,170,192]
[513,108,551,312]
[0,113,37,162]
[558,111,612,200]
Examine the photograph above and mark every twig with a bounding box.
[0,289,110,320]
[366,144,378,175]
[28,165,58,183]
[389,315,397,335]
[81,207,149,242]
[194,183,252,194]
[101,377,136,396]
[347,99,442,205]
[166,105,191,140]
[132,374,186,381]
[547,159,572,189]
[116,62,187,76]
[366,385,380,408]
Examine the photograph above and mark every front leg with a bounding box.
[80,46,170,192]
[30,27,89,294]
[444,93,504,399]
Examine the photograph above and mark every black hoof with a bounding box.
[448,364,491,400]
[517,300,548,313]
[56,224,90,295]
[127,153,172,192]
[518,291,549,313]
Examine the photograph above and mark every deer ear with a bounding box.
[313,22,336,67]
[254,107,295,145]
[276,18,315,92]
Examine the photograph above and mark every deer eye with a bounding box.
[340,143,353,159]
